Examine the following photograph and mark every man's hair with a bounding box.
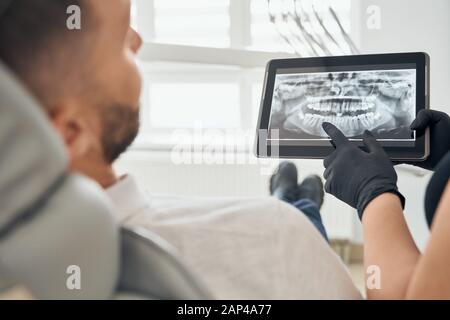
[0,0,95,108]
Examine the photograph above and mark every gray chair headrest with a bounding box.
[0,61,119,299]
[0,62,66,234]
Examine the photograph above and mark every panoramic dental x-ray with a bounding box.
[269,70,416,141]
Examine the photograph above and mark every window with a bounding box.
[149,83,240,129]
[153,0,230,47]
[132,0,353,150]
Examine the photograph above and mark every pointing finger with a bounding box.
[362,130,383,154]
[323,150,338,168]
[322,122,350,148]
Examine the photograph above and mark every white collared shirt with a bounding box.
[107,175,362,300]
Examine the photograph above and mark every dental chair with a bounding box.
[0,62,212,299]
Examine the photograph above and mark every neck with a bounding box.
[71,160,118,189]
[92,165,118,189]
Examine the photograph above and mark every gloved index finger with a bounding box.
[323,149,338,168]
[362,130,383,154]
[322,122,349,148]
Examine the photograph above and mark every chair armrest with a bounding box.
[118,227,213,300]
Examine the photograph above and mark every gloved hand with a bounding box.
[322,122,405,220]
[402,110,450,171]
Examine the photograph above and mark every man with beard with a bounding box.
[0,0,360,299]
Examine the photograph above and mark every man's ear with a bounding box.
[49,104,90,161]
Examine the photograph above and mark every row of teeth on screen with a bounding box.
[299,112,382,132]
[306,101,375,113]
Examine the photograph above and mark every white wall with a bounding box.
[355,0,450,111]
[353,0,450,250]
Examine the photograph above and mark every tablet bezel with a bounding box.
[255,52,430,161]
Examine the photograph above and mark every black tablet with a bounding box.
[255,52,430,161]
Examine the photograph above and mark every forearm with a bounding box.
[362,193,421,299]
[404,181,450,299]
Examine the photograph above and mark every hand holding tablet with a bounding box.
[398,109,450,170]
[256,52,430,161]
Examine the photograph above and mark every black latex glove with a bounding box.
[322,122,405,220]
[400,110,450,171]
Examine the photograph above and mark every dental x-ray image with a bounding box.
[268,69,416,143]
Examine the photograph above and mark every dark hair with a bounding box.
[0,0,94,107]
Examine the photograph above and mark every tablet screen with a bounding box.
[268,64,417,148]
